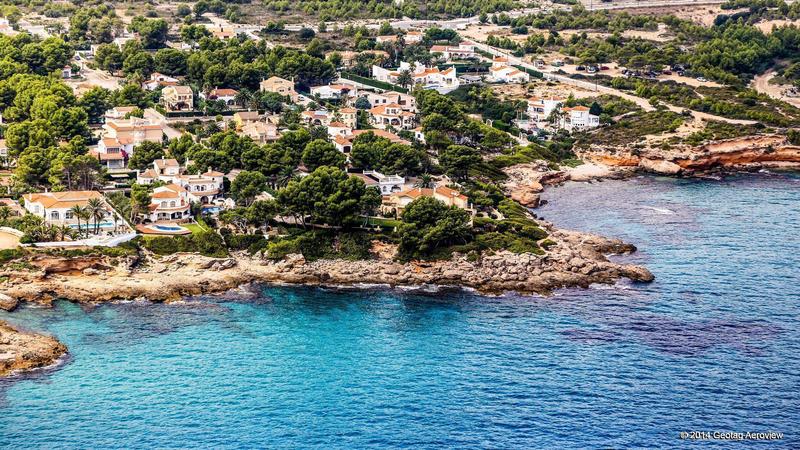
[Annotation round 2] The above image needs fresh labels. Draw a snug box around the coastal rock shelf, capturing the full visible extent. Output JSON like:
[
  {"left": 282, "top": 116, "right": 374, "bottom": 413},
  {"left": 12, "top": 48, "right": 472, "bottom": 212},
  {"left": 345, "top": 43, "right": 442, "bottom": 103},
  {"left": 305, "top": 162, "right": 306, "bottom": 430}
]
[
  {"left": 581, "top": 135, "right": 800, "bottom": 175},
  {"left": 0, "top": 321, "right": 67, "bottom": 377},
  {"left": 0, "top": 228, "right": 653, "bottom": 305}
]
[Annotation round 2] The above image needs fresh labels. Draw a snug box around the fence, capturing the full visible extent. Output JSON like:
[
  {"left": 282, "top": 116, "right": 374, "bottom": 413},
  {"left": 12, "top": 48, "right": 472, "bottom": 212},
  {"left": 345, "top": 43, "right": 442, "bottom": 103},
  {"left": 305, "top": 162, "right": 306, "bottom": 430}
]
[
  {"left": 340, "top": 72, "right": 408, "bottom": 93},
  {"left": 23, "top": 233, "right": 138, "bottom": 248}
]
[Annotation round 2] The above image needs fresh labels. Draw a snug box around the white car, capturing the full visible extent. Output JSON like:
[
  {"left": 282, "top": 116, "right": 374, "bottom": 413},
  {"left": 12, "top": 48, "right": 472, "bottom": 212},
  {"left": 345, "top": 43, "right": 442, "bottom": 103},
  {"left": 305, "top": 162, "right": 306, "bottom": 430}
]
[{"left": 696, "top": 77, "right": 707, "bottom": 82}]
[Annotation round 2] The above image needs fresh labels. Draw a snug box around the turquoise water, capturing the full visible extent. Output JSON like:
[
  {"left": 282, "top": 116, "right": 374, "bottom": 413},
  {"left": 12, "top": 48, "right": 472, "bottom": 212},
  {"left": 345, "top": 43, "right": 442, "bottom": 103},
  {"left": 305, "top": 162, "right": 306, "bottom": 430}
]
[{"left": 2, "top": 172, "right": 799, "bottom": 449}]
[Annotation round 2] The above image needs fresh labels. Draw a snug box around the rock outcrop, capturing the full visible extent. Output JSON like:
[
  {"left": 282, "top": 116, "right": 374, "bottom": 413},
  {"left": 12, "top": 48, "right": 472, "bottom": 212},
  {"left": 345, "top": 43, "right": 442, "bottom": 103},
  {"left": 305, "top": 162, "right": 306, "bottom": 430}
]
[
  {"left": 0, "top": 227, "right": 653, "bottom": 304},
  {"left": 582, "top": 134, "right": 800, "bottom": 175},
  {"left": 0, "top": 321, "right": 67, "bottom": 377}
]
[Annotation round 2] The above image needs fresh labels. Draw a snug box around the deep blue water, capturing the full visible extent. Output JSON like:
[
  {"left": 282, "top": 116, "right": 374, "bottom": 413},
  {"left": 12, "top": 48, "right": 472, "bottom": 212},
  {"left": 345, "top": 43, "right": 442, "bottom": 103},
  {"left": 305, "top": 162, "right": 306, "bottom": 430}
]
[{"left": 1, "top": 172, "right": 799, "bottom": 449}]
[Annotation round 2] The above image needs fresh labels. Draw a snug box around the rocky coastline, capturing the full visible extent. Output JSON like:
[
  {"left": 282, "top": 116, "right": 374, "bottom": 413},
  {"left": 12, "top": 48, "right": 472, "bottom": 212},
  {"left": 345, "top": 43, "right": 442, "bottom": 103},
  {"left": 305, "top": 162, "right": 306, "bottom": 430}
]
[
  {"left": 501, "top": 134, "right": 800, "bottom": 209},
  {"left": 579, "top": 134, "right": 800, "bottom": 176},
  {"left": 0, "top": 320, "right": 67, "bottom": 377},
  {"left": 0, "top": 225, "right": 653, "bottom": 306}
]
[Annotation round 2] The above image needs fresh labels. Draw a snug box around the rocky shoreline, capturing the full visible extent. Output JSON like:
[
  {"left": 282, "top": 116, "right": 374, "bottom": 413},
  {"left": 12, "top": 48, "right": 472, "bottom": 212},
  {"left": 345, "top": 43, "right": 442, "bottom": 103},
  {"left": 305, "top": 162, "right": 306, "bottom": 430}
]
[
  {"left": 0, "top": 321, "right": 67, "bottom": 377},
  {"left": 501, "top": 134, "right": 800, "bottom": 209},
  {"left": 0, "top": 226, "right": 653, "bottom": 306},
  {"left": 579, "top": 134, "right": 800, "bottom": 176}
]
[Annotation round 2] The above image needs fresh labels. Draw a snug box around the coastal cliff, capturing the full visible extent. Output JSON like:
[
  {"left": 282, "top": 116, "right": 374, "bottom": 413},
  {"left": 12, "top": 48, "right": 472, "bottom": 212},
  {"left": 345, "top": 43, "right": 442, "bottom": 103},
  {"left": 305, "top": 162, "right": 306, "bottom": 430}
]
[
  {"left": 0, "top": 321, "right": 67, "bottom": 377},
  {"left": 580, "top": 134, "right": 800, "bottom": 175},
  {"left": 0, "top": 227, "right": 653, "bottom": 304}
]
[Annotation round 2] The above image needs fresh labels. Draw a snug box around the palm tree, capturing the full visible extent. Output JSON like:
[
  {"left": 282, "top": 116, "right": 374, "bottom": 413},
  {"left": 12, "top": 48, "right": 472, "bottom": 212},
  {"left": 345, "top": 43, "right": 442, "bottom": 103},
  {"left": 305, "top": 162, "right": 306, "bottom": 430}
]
[
  {"left": 235, "top": 89, "right": 254, "bottom": 109},
  {"left": 55, "top": 225, "right": 73, "bottom": 242},
  {"left": 86, "top": 198, "right": 105, "bottom": 235},
  {"left": 397, "top": 69, "right": 413, "bottom": 91},
  {"left": 415, "top": 174, "right": 434, "bottom": 189},
  {"left": 69, "top": 205, "right": 85, "bottom": 235}
]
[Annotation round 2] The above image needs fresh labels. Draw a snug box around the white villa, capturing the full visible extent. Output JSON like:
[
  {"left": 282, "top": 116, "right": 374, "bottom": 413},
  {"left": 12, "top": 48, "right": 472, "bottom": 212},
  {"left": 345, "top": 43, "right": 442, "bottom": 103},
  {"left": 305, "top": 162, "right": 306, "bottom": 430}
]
[
  {"left": 488, "top": 57, "right": 530, "bottom": 84},
  {"left": 99, "top": 109, "right": 166, "bottom": 155},
  {"left": 368, "top": 103, "right": 416, "bottom": 130},
  {"left": 200, "top": 88, "right": 239, "bottom": 106},
  {"left": 146, "top": 184, "right": 192, "bottom": 223},
  {"left": 372, "top": 62, "right": 459, "bottom": 93},
  {"left": 138, "top": 159, "right": 224, "bottom": 205},
  {"left": 429, "top": 41, "right": 476, "bottom": 60},
  {"left": 23, "top": 191, "right": 114, "bottom": 228},
  {"left": 523, "top": 96, "right": 565, "bottom": 130},
  {"left": 560, "top": 106, "right": 601, "bottom": 132},
  {"left": 516, "top": 96, "right": 600, "bottom": 133},
  {"left": 350, "top": 171, "right": 406, "bottom": 195},
  {"left": 143, "top": 72, "right": 179, "bottom": 91},
  {"left": 309, "top": 83, "right": 357, "bottom": 100},
  {"left": 363, "top": 92, "right": 417, "bottom": 111}
]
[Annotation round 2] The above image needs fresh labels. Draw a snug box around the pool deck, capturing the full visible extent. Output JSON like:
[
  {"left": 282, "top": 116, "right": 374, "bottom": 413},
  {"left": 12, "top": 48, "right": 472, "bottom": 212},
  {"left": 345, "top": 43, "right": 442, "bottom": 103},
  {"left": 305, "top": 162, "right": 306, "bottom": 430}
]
[{"left": 136, "top": 224, "right": 192, "bottom": 236}]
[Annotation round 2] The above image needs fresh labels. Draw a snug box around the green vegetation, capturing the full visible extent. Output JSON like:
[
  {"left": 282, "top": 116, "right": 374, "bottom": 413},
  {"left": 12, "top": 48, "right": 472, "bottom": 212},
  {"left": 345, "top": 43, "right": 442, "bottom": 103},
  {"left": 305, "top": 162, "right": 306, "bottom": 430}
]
[
  {"left": 576, "top": 110, "right": 685, "bottom": 148},
  {"left": 609, "top": 78, "right": 800, "bottom": 127},
  {"left": 142, "top": 231, "right": 228, "bottom": 258},
  {"left": 683, "top": 121, "right": 769, "bottom": 146},
  {"left": 262, "top": 0, "right": 518, "bottom": 20}
]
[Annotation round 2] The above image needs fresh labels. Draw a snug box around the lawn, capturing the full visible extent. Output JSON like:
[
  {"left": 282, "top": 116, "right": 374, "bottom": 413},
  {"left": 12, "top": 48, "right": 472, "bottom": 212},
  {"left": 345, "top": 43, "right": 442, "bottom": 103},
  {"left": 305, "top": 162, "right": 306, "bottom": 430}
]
[{"left": 184, "top": 222, "right": 209, "bottom": 234}]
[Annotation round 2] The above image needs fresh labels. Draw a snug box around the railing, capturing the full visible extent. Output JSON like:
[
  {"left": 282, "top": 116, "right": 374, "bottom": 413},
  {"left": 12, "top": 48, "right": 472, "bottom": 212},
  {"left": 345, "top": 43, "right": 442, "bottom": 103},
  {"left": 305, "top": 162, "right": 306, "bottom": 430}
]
[{"left": 340, "top": 72, "right": 408, "bottom": 93}]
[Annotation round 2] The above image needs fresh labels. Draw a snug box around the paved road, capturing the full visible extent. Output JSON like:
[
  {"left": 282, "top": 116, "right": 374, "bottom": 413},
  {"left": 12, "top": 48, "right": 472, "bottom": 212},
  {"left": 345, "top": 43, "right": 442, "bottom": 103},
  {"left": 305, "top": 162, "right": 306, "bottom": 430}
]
[{"left": 467, "top": 38, "right": 758, "bottom": 124}]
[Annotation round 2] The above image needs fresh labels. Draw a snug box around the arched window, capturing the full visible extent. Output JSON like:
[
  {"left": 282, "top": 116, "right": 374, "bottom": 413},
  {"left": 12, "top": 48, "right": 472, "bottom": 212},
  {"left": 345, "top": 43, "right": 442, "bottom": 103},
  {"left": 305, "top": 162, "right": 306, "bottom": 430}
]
[{"left": 170, "top": 201, "right": 176, "bottom": 208}]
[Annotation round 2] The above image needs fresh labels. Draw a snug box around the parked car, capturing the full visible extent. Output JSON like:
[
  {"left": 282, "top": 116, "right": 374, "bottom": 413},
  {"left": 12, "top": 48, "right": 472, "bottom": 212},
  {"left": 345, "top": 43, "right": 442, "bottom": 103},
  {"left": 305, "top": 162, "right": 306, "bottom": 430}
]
[
  {"left": 599, "top": 65, "right": 610, "bottom": 71},
  {"left": 575, "top": 65, "right": 586, "bottom": 71},
  {"left": 662, "top": 69, "right": 672, "bottom": 75},
  {"left": 696, "top": 76, "right": 708, "bottom": 82},
  {"left": 587, "top": 66, "right": 597, "bottom": 74}
]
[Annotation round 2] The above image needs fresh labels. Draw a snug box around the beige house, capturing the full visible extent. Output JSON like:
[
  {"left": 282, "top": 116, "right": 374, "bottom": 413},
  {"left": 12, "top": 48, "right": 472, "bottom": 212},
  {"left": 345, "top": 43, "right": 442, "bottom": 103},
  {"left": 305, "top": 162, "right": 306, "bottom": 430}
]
[
  {"left": 259, "top": 76, "right": 298, "bottom": 103},
  {"left": 382, "top": 185, "right": 472, "bottom": 215},
  {"left": 233, "top": 111, "right": 262, "bottom": 130},
  {"left": 242, "top": 121, "right": 281, "bottom": 144},
  {"left": 23, "top": 191, "right": 115, "bottom": 229},
  {"left": 100, "top": 116, "right": 164, "bottom": 155},
  {"left": 162, "top": 86, "right": 194, "bottom": 111}
]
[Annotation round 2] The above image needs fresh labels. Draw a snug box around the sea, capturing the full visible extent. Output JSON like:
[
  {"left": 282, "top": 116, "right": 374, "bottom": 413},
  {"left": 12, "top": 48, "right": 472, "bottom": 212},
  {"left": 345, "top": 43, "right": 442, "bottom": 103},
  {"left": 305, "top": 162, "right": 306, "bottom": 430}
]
[{"left": 1, "top": 172, "right": 798, "bottom": 449}]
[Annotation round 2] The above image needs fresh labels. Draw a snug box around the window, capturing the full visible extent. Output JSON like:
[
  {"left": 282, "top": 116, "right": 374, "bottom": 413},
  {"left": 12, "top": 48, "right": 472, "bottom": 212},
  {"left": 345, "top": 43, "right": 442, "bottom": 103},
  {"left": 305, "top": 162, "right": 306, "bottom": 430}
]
[
  {"left": 65, "top": 211, "right": 73, "bottom": 219},
  {"left": 50, "top": 211, "right": 59, "bottom": 220},
  {"left": 170, "top": 201, "right": 176, "bottom": 208}
]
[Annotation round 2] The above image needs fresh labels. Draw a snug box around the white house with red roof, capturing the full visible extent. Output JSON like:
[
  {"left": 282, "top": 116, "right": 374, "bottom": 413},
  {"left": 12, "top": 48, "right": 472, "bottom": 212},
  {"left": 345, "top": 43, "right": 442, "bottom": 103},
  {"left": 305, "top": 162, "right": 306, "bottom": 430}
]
[
  {"left": 522, "top": 96, "right": 565, "bottom": 131},
  {"left": 488, "top": 57, "right": 530, "bottom": 84},
  {"left": 138, "top": 158, "right": 224, "bottom": 205},
  {"left": 404, "top": 31, "right": 424, "bottom": 44},
  {"left": 143, "top": 72, "right": 180, "bottom": 91},
  {"left": 147, "top": 184, "right": 192, "bottom": 222},
  {"left": 333, "top": 129, "right": 410, "bottom": 154},
  {"left": 201, "top": 88, "right": 239, "bottom": 106},
  {"left": 560, "top": 106, "right": 600, "bottom": 131},
  {"left": 368, "top": 103, "right": 416, "bottom": 130},
  {"left": 429, "top": 41, "right": 476, "bottom": 60},
  {"left": 372, "top": 61, "right": 459, "bottom": 93},
  {"left": 309, "top": 83, "right": 357, "bottom": 100}
]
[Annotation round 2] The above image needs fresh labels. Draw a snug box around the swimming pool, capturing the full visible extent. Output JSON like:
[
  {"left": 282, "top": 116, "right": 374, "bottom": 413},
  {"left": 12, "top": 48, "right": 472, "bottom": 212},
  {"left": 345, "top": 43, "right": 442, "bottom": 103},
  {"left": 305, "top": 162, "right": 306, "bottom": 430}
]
[{"left": 152, "top": 224, "right": 185, "bottom": 232}]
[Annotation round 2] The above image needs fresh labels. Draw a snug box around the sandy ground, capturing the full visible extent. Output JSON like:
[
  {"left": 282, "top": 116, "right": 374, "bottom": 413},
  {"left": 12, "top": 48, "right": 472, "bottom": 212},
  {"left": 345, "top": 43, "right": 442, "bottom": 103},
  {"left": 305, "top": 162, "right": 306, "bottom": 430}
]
[
  {"left": 755, "top": 19, "right": 800, "bottom": 34},
  {"left": 751, "top": 70, "right": 800, "bottom": 108},
  {"left": 622, "top": 24, "right": 673, "bottom": 42},
  {"left": 65, "top": 66, "right": 124, "bottom": 96},
  {"left": 0, "top": 231, "right": 20, "bottom": 250}
]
